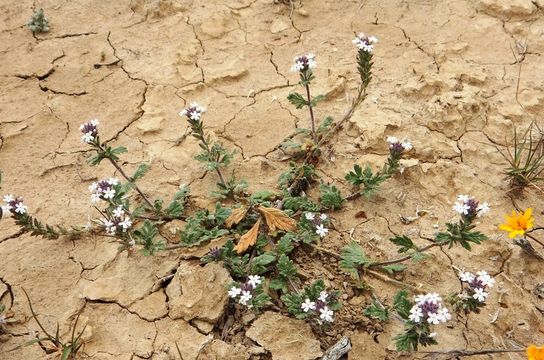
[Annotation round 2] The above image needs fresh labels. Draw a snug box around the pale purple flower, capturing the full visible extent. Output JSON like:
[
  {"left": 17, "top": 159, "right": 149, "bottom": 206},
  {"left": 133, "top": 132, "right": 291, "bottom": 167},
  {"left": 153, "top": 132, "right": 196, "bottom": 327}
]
[
  {"left": 352, "top": 33, "right": 378, "bottom": 53},
  {"left": 291, "top": 53, "right": 317, "bottom": 73}
]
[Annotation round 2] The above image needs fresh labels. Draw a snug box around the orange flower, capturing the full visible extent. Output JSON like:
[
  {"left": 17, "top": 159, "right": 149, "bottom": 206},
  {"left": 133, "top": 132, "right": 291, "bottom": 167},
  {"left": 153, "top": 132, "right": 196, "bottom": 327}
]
[
  {"left": 527, "top": 344, "right": 544, "bottom": 360},
  {"left": 498, "top": 208, "right": 534, "bottom": 238}
]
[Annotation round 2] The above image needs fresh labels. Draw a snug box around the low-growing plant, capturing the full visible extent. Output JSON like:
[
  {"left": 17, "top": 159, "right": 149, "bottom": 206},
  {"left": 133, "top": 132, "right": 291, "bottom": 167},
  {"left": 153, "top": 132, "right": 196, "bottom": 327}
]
[
  {"left": 27, "top": 8, "right": 50, "bottom": 34},
  {"left": 497, "top": 122, "right": 544, "bottom": 192},
  {"left": 10, "top": 290, "right": 87, "bottom": 359}
]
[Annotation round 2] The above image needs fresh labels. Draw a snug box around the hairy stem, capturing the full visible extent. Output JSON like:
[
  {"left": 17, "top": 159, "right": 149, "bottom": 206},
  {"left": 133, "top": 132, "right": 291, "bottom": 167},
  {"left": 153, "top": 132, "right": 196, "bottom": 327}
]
[
  {"left": 199, "top": 131, "right": 227, "bottom": 187},
  {"left": 369, "top": 242, "right": 440, "bottom": 268},
  {"left": 304, "top": 82, "right": 317, "bottom": 144}
]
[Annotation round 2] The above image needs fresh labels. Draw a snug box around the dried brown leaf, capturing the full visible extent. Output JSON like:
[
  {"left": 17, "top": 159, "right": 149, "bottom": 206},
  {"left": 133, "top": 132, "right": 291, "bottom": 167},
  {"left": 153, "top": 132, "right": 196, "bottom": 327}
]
[
  {"left": 225, "top": 207, "right": 248, "bottom": 228},
  {"left": 257, "top": 206, "right": 297, "bottom": 233},
  {"left": 234, "top": 219, "right": 261, "bottom": 254}
]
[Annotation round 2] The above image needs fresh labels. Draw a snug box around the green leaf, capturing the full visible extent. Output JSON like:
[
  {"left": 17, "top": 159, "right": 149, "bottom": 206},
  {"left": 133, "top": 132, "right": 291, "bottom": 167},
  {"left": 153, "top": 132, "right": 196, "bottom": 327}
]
[
  {"left": 251, "top": 252, "right": 276, "bottom": 274},
  {"left": 340, "top": 241, "right": 372, "bottom": 277},
  {"left": 277, "top": 254, "right": 297, "bottom": 279},
  {"left": 381, "top": 264, "right": 407, "bottom": 273},
  {"left": 131, "top": 163, "right": 150, "bottom": 181},
  {"left": 364, "top": 299, "right": 389, "bottom": 322},
  {"left": 277, "top": 234, "right": 295, "bottom": 255},
  {"left": 287, "top": 92, "right": 308, "bottom": 109},
  {"left": 393, "top": 290, "right": 411, "bottom": 320},
  {"left": 390, "top": 235, "right": 416, "bottom": 253},
  {"left": 317, "top": 116, "right": 333, "bottom": 133},
  {"left": 319, "top": 183, "right": 344, "bottom": 210}
]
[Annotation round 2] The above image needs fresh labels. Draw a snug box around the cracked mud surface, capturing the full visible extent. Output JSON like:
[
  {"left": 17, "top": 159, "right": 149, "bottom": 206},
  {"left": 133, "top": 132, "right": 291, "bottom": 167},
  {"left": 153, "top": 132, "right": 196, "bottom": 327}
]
[{"left": 1, "top": 0, "right": 544, "bottom": 359}]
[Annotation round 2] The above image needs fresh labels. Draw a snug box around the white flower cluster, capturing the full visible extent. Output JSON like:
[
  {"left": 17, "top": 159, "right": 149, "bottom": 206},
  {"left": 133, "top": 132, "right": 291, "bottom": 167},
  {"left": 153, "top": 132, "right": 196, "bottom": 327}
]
[
  {"left": 408, "top": 293, "right": 451, "bottom": 325},
  {"left": 305, "top": 212, "right": 329, "bottom": 238},
  {"left": 458, "top": 270, "right": 495, "bottom": 302},
  {"left": 300, "top": 290, "right": 335, "bottom": 323},
  {"left": 179, "top": 102, "right": 206, "bottom": 121},
  {"left": 352, "top": 33, "right": 378, "bottom": 53},
  {"left": 228, "top": 275, "right": 262, "bottom": 308},
  {"left": 1, "top": 194, "right": 27, "bottom": 216},
  {"left": 101, "top": 205, "right": 132, "bottom": 235},
  {"left": 291, "top": 53, "right": 317, "bottom": 73},
  {"left": 89, "top": 178, "right": 119, "bottom": 203},
  {"left": 80, "top": 119, "right": 99, "bottom": 144},
  {"left": 452, "top": 195, "right": 490, "bottom": 217},
  {"left": 386, "top": 136, "right": 413, "bottom": 152}
]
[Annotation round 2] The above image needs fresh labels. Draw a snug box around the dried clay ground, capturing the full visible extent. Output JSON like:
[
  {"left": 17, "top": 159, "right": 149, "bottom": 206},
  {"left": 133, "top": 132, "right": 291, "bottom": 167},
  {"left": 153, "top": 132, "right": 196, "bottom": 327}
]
[{"left": 1, "top": 0, "right": 544, "bottom": 359}]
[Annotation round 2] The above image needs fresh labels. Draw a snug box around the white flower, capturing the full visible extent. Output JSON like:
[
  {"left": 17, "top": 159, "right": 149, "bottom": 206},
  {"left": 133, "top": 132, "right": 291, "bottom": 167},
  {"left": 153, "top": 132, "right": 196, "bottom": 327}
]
[
  {"left": 228, "top": 286, "right": 241, "bottom": 298},
  {"left": 473, "top": 288, "right": 488, "bottom": 302},
  {"left": 408, "top": 305, "right": 423, "bottom": 323},
  {"left": 1, "top": 204, "right": 12, "bottom": 216},
  {"left": 426, "top": 293, "right": 442, "bottom": 304},
  {"left": 305, "top": 212, "right": 315, "bottom": 221},
  {"left": 315, "top": 224, "right": 329, "bottom": 238},
  {"left": 476, "top": 271, "right": 495, "bottom": 288},
  {"left": 107, "top": 178, "right": 119, "bottom": 186},
  {"left": 248, "top": 275, "right": 262, "bottom": 288},
  {"left": 319, "top": 214, "right": 327, "bottom": 221},
  {"left": 386, "top": 136, "right": 399, "bottom": 144},
  {"left": 89, "top": 119, "right": 99, "bottom": 126},
  {"left": 453, "top": 202, "right": 470, "bottom": 215},
  {"left": 459, "top": 271, "right": 475, "bottom": 283},
  {"left": 90, "top": 193, "right": 101, "bottom": 204},
  {"left": 81, "top": 132, "right": 94, "bottom": 143},
  {"left": 414, "top": 294, "right": 427, "bottom": 304},
  {"left": 119, "top": 218, "right": 132, "bottom": 231},
  {"left": 14, "top": 202, "right": 27, "bottom": 214},
  {"left": 401, "top": 140, "right": 413, "bottom": 151},
  {"left": 457, "top": 194, "right": 471, "bottom": 202},
  {"left": 427, "top": 312, "right": 441, "bottom": 325},
  {"left": 318, "top": 291, "right": 329, "bottom": 302},
  {"left": 113, "top": 206, "right": 125, "bottom": 218},
  {"left": 319, "top": 306, "right": 334, "bottom": 322},
  {"left": 428, "top": 332, "right": 437, "bottom": 338},
  {"left": 291, "top": 54, "right": 317, "bottom": 72},
  {"left": 2, "top": 194, "right": 14, "bottom": 203},
  {"left": 239, "top": 291, "right": 252, "bottom": 306},
  {"left": 103, "top": 188, "right": 115, "bottom": 199},
  {"left": 352, "top": 33, "right": 378, "bottom": 53},
  {"left": 477, "top": 202, "right": 490, "bottom": 217},
  {"left": 88, "top": 183, "right": 98, "bottom": 192},
  {"left": 438, "top": 307, "right": 451, "bottom": 322},
  {"left": 301, "top": 298, "right": 316, "bottom": 312}
]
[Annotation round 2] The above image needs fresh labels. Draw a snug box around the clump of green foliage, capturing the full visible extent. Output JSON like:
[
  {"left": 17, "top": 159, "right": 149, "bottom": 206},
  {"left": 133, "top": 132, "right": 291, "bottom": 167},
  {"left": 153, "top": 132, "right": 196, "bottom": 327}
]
[{"left": 27, "top": 9, "right": 50, "bottom": 34}]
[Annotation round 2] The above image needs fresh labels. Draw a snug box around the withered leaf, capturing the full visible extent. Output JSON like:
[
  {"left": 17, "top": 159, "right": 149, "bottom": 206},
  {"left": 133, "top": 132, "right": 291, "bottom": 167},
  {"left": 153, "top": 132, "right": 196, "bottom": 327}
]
[
  {"left": 225, "top": 207, "right": 248, "bottom": 228},
  {"left": 257, "top": 206, "right": 297, "bottom": 233},
  {"left": 234, "top": 218, "right": 261, "bottom": 254}
]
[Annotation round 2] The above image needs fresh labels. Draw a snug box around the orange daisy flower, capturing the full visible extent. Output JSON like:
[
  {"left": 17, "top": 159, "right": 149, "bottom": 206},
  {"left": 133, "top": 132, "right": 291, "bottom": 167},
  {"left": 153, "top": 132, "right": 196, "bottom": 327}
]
[
  {"left": 499, "top": 208, "right": 534, "bottom": 238},
  {"left": 527, "top": 344, "right": 544, "bottom": 360}
]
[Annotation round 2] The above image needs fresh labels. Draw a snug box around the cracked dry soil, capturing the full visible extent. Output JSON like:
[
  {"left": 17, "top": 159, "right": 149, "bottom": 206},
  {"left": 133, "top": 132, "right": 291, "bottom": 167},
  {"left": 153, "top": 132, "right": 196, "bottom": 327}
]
[{"left": 1, "top": 0, "right": 544, "bottom": 359}]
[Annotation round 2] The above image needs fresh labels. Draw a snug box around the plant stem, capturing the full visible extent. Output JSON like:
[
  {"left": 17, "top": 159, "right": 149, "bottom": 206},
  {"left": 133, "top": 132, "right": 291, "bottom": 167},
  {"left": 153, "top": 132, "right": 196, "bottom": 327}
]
[
  {"left": 97, "top": 144, "right": 155, "bottom": 210},
  {"left": 369, "top": 243, "right": 440, "bottom": 268},
  {"left": 199, "top": 131, "right": 227, "bottom": 187},
  {"left": 421, "top": 348, "right": 525, "bottom": 357},
  {"left": 304, "top": 82, "right": 318, "bottom": 144}
]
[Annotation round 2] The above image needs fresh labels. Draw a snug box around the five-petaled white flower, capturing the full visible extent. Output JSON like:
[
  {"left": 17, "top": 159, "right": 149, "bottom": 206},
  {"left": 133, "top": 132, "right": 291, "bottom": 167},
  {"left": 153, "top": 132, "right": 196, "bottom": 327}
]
[
  {"left": 14, "top": 202, "right": 27, "bottom": 214},
  {"left": 459, "top": 271, "right": 475, "bottom": 283},
  {"left": 476, "top": 271, "right": 495, "bottom": 288},
  {"left": 239, "top": 291, "right": 252, "bottom": 306},
  {"left": 427, "top": 312, "right": 441, "bottom": 325},
  {"left": 320, "top": 213, "right": 328, "bottom": 221},
  {"left": 426, "top": 293, "right": 442, "bottom": 304},
  {"left": 103, "top": 188, "right": 115, "bottom": 199},
  {"left": 119, "top": 218, "right": 132, "bottom": 231},
  {"left": 319, "top": 306, "right": 334, "bottom": 322},
  {"left": 3, "top": 194, "right": 14, "bottom": 203},
  {"left": 315, "top": 224, "right": 329, "bottom": 238},
  {"left": 301, "top": 298, "right": 316, "bottom": 312},
  {"left": 438, "top": 307, "right": 451, "bottom": 322},
  {"left": 408, "top": 305, "right": 423, "bottom": 323},
  {"left": 113, "top": 206, "right": 125, "bottom": 218},
  {"left": 248, "top": 275, "right": 262, "bottom": 288},
  {"left": 228, "top": 286, "right": 241, "bottom": 298},
  {"left": 318, "top": 291, "right": 329, "bottom": 302},
  {"left": 477, "top": 202, "right": 490, "bottom": 216},
  {"left": 473, "top": 288, "right": 488, "bottom": 302},
  {"left": 305, "top": 212, "right": 315, "bottom": 221},
  {"left": 453, "top": 202, "right": 470, "bottom": 215}
]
